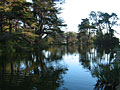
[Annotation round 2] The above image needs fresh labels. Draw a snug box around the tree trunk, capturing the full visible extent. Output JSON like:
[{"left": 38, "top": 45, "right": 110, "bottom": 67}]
[
  {"left": 23, "top": 22, "right": 26, "bottom": 29},
  {"left": 0, "top": 24, "right": 3, "bottom": 32},
  {"left": 15, "top": 20, "right": 19, "bottom": 32},
  {"left": 0, "top": 18, "right": 3, "bottom": 32},
  {"left": 9, "top": 19, "right": 12, "bottom": 33},
  {"left": 38, "top": 22, "right": 43, "bottom": 37}
]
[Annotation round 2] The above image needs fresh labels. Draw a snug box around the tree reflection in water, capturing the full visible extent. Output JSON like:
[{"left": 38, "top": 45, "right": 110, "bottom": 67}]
[
  {"left": 78, "top": 44, "right": 120, "bottom": 90},
  {"left": 1, "top": 43, "right": 120, "bottom": 90},
  {"left": 0, "top": 44, "right": 68, "bottom": 90}
]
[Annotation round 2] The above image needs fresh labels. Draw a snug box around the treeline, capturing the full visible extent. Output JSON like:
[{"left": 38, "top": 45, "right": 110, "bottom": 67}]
[
  {"left": 0, "top": 0, "right": 66, "bottom": 37},
  {"left": 78, "top": 11, "right": 119, "bottom": 46},
  {"left": 47, "top": 31, "right": 78, "bottom": 45}
]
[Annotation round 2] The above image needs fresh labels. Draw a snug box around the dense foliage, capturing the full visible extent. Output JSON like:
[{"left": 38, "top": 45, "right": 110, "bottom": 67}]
[
  {"left": 0, "top": 0, "right": 65, "bottom": 37},
  {"left": 78, "top": 11, "right": 119, "bottom": 46},
  {"left": 0, "top": 0, "right": 67, "bottom": 48}
]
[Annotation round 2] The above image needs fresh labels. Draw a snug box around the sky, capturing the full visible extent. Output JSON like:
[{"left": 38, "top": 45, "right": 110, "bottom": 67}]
[
  {"left": 27, "top": 0, "right": 120, "bottom": 37},
  {"left": 60, "top": 0, "right": 120, "bottom": 32}
]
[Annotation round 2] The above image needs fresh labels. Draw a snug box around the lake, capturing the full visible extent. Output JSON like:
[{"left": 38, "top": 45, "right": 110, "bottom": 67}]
[{"left": 0, "top": 45, "right": 119, "bottom": 90}]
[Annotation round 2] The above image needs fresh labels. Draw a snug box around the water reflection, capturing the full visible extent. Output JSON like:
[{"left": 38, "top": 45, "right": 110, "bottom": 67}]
[
  {"left": 78, "top": 44, "right": 120, "bottom": 90},
  {"left": 0, "top": 44, "right": 68, "bottom": 90},
  {"left": 0, "top": 43, "right": 120, "bottom": 90}
]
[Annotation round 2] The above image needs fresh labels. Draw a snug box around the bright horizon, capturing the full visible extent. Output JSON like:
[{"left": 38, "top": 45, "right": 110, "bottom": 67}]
[
  {"left": 61, "top": 0, "right": 120, "bottom": 30},
  {"left": 27, "top": 0, "right": 120, "bottom": 37}
]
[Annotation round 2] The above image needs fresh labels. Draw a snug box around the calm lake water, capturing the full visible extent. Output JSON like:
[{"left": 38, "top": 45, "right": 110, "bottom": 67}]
[{"left": 0, "top": 45, "right": 119, "bottom": 90}]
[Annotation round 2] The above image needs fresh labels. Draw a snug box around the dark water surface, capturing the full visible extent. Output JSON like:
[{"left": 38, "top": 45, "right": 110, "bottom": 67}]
[{"left": 0, "top": 45, "right": 120, "bottom": 90}]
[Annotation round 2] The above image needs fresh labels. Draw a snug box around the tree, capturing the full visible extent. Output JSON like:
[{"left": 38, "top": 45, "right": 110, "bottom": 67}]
[
  {"left": 0, "top": 0, "right": 33, "bottom": 32},
  {"left": 101, "top": 12, "right": 118, "bottom": 37},
  {"left": 89, "top": 11, "right": 118, "bottom": 37},
  {"left": 78, "top": 18, "right": 96, "bottom": 44},
  {"left": 0, "top": 0, "right": 66, "bottom": 46},
  {"left": 31, "top": 0, "right": 66, "bottom": 37},
  {"left": 65, "top": 32, "right": 78, "bottom": 44}
]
